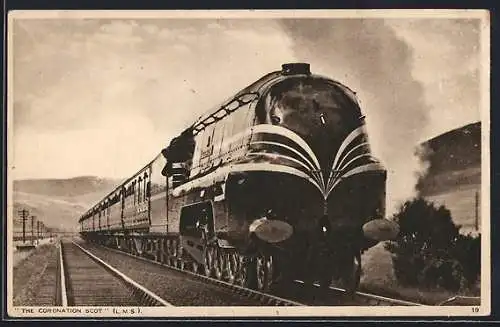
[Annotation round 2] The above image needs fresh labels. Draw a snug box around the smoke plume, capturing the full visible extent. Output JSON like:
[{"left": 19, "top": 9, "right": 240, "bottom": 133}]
[{"left": 280, "top": 19, "right": 430, "bottom": 215}]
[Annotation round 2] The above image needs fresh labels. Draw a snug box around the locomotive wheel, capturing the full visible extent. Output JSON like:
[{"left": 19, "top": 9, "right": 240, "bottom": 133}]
[
  {"left": 235, "top": 254, "right": 251, "bottom": 287},
  {"left": 213, "top": 247, "right": 223, "bottom": 280},
  {"left": 192, "top": 261, "right": 200, "bottom": 274},
  {"left": 204, "top": 247, "right": 214, "bottom": 277},
  {"left": 177, "top": 247, "right": 185, "bottom": 270},
  {"left": 169, "top": 240, "right": 177, "bottom": 266},
  {"left": 225, "top": 252, "right": 238, "bottom": 284},
  {"left": 256, "top": 254, "right": 274, "bottom": 292},
  {"left": 256, "top": 255, "right": 266, "bottom": 291}
]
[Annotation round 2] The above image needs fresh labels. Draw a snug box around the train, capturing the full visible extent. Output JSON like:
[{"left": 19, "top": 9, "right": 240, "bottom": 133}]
[{"left": 79, "top": 63, "right": 399, "bottom": 294}]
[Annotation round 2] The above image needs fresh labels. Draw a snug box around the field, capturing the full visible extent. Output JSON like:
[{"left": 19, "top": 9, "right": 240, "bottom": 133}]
[{"left": 417, "top": 122, "right": 481, "bottom": 233}]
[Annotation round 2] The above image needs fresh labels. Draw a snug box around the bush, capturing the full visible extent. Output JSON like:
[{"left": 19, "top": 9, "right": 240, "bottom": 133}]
[
  {"left": 385, "top": 197, "right": 480, "bottom": 292},
  {"left": 451, "top": 233, "right": 481, "bottom": 286}
]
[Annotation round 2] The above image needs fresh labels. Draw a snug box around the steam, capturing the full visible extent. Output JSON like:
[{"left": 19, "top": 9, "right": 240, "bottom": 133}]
[{"left": 279, "top": 19, "right": 431, "bottom": 216}]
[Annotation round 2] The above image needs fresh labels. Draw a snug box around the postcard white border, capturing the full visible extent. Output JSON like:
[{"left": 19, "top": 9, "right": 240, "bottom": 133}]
[{"left": 6, "top": 9, "right": 491, "bottom": 318}]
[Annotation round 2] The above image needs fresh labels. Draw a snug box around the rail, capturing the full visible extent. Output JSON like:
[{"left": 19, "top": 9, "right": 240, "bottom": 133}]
[
  {"left": 353, "top": 289, "right": 425, "bottom": 306},
  {"left": 58, "top": 241, "right": 68, "bottom": 306},
  {"left": 60, "top": 241, "right": 173, "bottom": 306},
  {"left": 294, "top": 279, "right": 425, "bottom": 306},
  {"left": 71, "top": 241, "right": 173, "bottom": 306},
  {"left": 84, "top": 241, "right": 304, "bottom": 306},
  {"left": 438, "top": 295, "right": 481, "bottom": 306},
  {"left": 83, "top": 240, "right": 430, "bottom": 307}
]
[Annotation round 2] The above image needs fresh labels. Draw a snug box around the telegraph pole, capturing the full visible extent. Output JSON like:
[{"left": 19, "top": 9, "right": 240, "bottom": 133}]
[
  {"left": 37, "top": 221, "right": 40, "bottom": 242},
  {"left": 17, "top": 209, "right": 29, "bottom": 243},
  {"left": 31, "top": 215, "right": 36, "bottom": 245},
  {"left": 475, "top": 191, "right": 479, "bottom": 231}
]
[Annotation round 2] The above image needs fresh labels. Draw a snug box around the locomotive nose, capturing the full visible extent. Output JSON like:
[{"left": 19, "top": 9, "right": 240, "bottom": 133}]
[{"left": 257, "top": 74, "right": 373, "bottom": 195}]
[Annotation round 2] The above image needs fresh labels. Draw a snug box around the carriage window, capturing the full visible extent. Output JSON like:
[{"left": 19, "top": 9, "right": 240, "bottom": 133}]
[
  {"left": 134, "top": 180, "right": 138, "bottom": 204},
  {"left": 138, "top": 177, "right": 142, "bottom": 203},
  {"left": 132, "top": 182, "right": 136, "bottom": 205},
  {"left": 144, "top": 172, "right": 148, "bottom": 201}
]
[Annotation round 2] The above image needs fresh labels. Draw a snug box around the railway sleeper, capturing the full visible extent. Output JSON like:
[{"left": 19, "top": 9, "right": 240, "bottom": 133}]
[{"left": 97, "top": 235, "right": 310, "bottom": 299}]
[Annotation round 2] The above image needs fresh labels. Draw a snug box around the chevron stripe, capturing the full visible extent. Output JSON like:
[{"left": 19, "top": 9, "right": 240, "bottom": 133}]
[
  {"left": 327, "top": 163, "right": 385, "bottom": 197},
  {"left": 246, "top": 152, "right": 313, "bottom": 174},
  {"left": 327, "top": 125, "right": 367, "bottom": 186},
  {"left": 249, "top": 141, "right": 324, "bottom": 190},
  {"left": 197, "top": 123, "right": 324, "bottom": 189},
  {"left": 327, "top": 153, "right": 376, "bottom": 191},
  {"left": 251, "top": 124, "right": 322, "bottom": 174},
  {"left": 186, "top": 122, "right": 382, "bottom": 199},
  {"left": 172, "top": 162, "right": 323, "bottom": 197},
  {"left": 335, "top": 142, "right": 370, "bottom": 173},
  {"left": 215, "top": 124, "right": 321, "bottom": 173},
  {"left": 233, "top": 162, "right": 323, "bottom": 194}
]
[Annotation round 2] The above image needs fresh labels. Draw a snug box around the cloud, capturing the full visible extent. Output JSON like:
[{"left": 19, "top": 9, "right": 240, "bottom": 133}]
[
  {"left": 12, "top": 111, "right": 165, "bottom": 180},
  {"left": 386, "top": 18, "right": 481, "bottom": 138},
  {"left": 12, "top": 18, "right": 297, "bottom": 179}
]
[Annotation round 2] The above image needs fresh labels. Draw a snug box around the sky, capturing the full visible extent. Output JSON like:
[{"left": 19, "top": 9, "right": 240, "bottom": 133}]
[{"left": 10, "top": 13, "right": 486, "bottom": 212}]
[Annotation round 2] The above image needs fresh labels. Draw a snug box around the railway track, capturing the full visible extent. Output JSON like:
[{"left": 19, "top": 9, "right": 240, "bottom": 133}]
[
  {"left": 76, "top": 240, "right": 305, "bottom": 306},
  {"left": 59, "top": 241, "right": 172, "bottom": 306},
  {"left": 79, "top": 239, "right": 424, "bottom": 307}
]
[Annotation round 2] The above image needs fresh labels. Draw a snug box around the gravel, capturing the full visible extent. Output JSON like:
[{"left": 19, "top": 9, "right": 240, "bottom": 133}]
[{"left": 81, "top": 243, "right": 271, "bottom": 306}]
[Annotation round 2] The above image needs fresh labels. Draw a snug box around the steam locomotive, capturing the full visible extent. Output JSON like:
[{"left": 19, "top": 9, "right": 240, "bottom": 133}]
[{"left": 79, "top": 63, "right": 398, "bottom": 294}]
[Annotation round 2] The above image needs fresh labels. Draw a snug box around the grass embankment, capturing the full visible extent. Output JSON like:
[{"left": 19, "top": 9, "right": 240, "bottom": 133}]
[
  {"left": 13, "top": 243, "right": 58, "bottom": 306},
  {"left": 360, "top": 243, "right": 480, "bottom": 305}
]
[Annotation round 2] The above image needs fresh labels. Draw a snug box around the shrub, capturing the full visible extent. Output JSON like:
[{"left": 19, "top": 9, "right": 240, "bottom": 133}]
[
  {"left": 385, "top": 197, "right": 480, "bottom": 292},
  {"left": 451, "top": 233, "right": 481, "bottom": 287}
]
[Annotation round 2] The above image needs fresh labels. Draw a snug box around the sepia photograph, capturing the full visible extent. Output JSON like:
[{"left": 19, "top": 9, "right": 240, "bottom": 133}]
[{"left": 6, "top": 9, "right": 490, "bottom": 318}]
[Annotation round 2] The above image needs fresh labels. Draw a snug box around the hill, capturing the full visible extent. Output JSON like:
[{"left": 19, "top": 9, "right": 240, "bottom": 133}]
[
  {"left": 417, "top": 122, "right": 481, "bottom": 196},
  {"left": 13, "top": 176, "right": 121, "bottom": 198},
  {"left": 416, "top": 121, "right": 481, "bottom": 233},
  {"left": 12, "top": 176, "right": 122, "bottom": 232}
]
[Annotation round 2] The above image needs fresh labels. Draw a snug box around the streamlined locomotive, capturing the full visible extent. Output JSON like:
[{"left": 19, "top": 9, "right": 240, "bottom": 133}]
[{"left": 79, "top": 63, "right": 397, "bottom": 293}]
